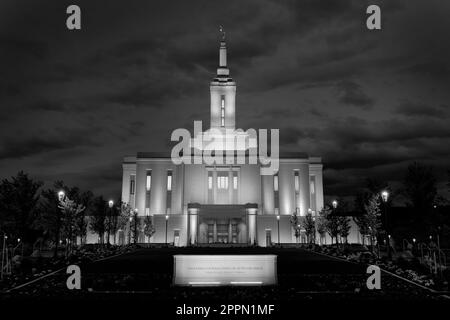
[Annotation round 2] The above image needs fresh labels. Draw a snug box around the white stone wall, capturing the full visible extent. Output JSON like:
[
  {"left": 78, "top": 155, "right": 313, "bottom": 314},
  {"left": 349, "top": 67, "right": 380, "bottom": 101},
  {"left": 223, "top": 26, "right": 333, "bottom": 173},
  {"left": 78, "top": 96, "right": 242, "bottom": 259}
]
[{"left": 120, "top": 154, "right": 329, "bottom": 246}]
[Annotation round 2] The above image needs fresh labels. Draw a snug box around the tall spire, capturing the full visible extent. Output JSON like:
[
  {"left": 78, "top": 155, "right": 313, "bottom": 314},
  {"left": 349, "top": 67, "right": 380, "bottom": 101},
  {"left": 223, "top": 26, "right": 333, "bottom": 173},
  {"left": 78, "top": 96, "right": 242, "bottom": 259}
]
[
  {"left": 217, "top": 26, "right": 229, "bottom": 76},
  {"left": 210, "top": 27, "right": 236, "bottom": 130}
]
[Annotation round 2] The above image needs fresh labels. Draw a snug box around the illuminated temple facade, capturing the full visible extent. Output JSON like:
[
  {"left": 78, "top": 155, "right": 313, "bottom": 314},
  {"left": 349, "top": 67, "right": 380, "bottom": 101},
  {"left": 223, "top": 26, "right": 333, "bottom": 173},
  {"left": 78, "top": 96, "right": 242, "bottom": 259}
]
[{"left": 111, "top": 36, "right": 361, "bottom": 247}]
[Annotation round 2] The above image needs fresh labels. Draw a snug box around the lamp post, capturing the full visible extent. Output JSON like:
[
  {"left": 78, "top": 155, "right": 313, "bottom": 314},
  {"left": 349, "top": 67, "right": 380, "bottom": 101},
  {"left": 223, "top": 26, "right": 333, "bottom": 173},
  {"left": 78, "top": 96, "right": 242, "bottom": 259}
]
[
  {"left": 307, "top": 208, "right": 314, "bottom": 244},
  {"left": 17, "top": 238, "right": 23, "bottom": 256},
  {"left": 276, "top": 215, "right": 280, "bottom": 245},
  {"left": 128, "top": 216, "right": 132, "bottom": 244},
  {"left": 107, "top": 200, "right": 114, "bottom": 246},
  {"left": 312, "top": 209, "right": 317, "bottom": 245},
  {"left": 331, "top": 201, "right": 338, "bottom": 245},
  {"left": 1, "top": 234, "right": 7, "bottom": 280},
  {"left": 165, "top": 215, "right": 169, "bottom": 245},
  {"left": 133, "top": 208, "right": 138, "bottom": 244},
  {"left": 437, "top": 226, "right": 442, "bottom": 276},
  {"left": 55, "top": 190, "right": 65, "bottom": 258},
  {"left": 381, "top": 190, "right": 390, "bottom": 259}
]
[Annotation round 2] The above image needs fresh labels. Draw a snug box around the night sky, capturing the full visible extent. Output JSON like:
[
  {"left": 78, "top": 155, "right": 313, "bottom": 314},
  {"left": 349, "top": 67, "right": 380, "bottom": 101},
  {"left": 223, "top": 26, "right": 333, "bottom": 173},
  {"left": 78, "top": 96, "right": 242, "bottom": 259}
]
[{"left": 1, "top": 0, "right": 449, "bottom": 202}]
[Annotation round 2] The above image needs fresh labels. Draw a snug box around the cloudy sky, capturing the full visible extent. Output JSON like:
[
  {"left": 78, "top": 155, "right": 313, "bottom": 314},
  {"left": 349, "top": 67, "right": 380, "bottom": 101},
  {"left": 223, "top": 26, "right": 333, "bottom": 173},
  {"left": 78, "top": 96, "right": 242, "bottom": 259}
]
[{"left": 1, "top": 0, "right": 449, "bottom": 202}]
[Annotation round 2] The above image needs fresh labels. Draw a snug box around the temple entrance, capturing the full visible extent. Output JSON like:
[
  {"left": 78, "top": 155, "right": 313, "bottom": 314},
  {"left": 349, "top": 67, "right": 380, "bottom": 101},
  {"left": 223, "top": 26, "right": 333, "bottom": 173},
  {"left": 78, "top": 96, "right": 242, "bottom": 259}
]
[
  {"left": 198, "top": 218, "right": 246, "bottom": 244},
  {"left": 188, "top": 204, "right": 254, "bottom": 246}
]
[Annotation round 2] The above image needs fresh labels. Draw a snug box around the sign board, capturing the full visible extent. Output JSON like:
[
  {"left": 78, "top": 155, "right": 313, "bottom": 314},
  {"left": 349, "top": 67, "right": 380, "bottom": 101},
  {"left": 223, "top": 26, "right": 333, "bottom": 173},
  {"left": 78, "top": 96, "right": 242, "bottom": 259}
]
[{"left": 173, "top": 255, "right": 277, "bottom": 286}]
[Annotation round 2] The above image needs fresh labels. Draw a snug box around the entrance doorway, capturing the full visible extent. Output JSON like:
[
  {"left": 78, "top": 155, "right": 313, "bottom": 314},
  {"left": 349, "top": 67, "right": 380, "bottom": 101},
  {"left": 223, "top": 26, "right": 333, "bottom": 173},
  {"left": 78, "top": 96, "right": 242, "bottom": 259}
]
[
  {"left": 265, "top": 229, "right": 272, "bottom": 246},
  {"left": 198, "top": 218, "right": 245, "bottom": 244}
]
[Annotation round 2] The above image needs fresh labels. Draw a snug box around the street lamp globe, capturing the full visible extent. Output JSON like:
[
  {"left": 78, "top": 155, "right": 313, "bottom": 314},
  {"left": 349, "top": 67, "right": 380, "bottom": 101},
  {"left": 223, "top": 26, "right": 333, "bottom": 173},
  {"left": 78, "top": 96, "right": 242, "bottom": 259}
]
[
  {"left": 332, "top": 200, "right": 338, "bottom": 209},
  {"left": 57, "top": 190, "right": 65, "bottom": 201},
  {"left": 276, "top": 215, "right": 280, "bottom": 220},
  {"left": 108, "top": 200, "right": 114, "bottom": 208},
  {"left": 165, "top": 215, "right": 169, "bottom": 220},
  {"left": 381, "top": 190, "right": 389, "bottom": 202}
]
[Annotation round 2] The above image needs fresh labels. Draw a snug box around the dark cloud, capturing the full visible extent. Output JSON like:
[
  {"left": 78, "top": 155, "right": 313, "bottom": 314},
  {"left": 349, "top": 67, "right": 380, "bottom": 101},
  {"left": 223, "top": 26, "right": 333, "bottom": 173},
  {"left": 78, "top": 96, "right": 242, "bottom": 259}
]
[
  {"left": 336, "top": 80, "right": 374, "bottom": 109},
  {"left": 403, "top": 61, "right": 450, "bottom": 79},
  {"left": 0, "top": 0, "right": 449, "bottom": 200},
  {"left": 395, "top": 101, "right": 448, "bottom": 118},
  {"left": 0, "top": 129, "right": 99, "bottom": 160}
]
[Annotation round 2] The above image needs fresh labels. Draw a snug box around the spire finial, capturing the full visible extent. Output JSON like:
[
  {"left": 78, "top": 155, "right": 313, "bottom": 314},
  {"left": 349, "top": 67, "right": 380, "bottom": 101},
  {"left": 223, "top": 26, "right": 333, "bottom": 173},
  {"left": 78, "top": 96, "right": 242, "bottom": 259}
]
[{"left": 219, "top": 25, "right": 226, "bottom": 41}]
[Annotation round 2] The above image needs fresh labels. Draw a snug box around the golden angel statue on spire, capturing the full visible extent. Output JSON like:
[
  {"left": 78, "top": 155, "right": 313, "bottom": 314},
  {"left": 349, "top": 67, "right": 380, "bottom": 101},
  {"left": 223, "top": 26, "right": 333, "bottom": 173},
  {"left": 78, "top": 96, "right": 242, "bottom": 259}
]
[{"left": 219, "top": 25, "right": 226, "bottom": 41}]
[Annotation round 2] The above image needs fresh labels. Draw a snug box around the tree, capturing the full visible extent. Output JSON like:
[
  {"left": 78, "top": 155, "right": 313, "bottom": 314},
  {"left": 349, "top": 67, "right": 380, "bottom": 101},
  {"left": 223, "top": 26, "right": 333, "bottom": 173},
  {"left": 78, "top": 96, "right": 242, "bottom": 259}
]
[
  {"left": 74, "top": 190, "right": 94, "bottom": 245},
  {"left": 316, "top": 214, "right": 327, "bottom": 245},
  {"left": 302, "top": 213, "right": 316, "bottom": 244},
  {"left": 37, "top": 187, "right": 62, "bottom": 257},
  {"left": 354, "top": 194, "right": 382, "bottom": 248},
  {"left": 58, "top": 196, "right": 85, "bottom": 255},
  {"left": 143, "top": 215, "right": 156, "bottom": 243},
  {"left": 290, "top": 211, "right": 301, "bottom": 243},
  {"left": 37, "top": 181, "right": 93, "bottom": 256},
  {"left": 130, "top": 209, "right": 139, "bottom": 244},
  {"left": 338, "top": 216, "right": 351, "bottom": 244},
  {"left": 321, "top": 205, "right": 340, "bottom": 246},
  {"left": 108, "top": 205, "right": 119, "bottom": 245},
  {"left": 447, "top": 170, "right": 450, "bottom": 193},
  {"left": 0, "top": 171, "right": 42, "bottom": 245},
  {"left": 355, "top": 178, "right": 391, "bottom": 215},
  {"left": 117, "top": 202, "right": 133, "bottom": 245},
  {"left": 90, "top": 196, "right": 107, "bottom": 244},
  {"left": 403, "top": 162, "right": 437, "bottom": 212}
]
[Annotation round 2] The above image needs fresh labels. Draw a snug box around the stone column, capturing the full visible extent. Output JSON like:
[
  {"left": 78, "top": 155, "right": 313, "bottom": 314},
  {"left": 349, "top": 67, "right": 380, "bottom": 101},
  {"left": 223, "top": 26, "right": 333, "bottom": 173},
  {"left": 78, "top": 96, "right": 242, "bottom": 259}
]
[
  {"left": 188, "top": 207, "right": 198, "bottom": 245},
  {"left": 228, "top": 219, "right": 232, "bottom": 243},
  {"left": 213, "top": 221, "right": 217, "bottom": 243},
  {"left": 246, "top": 207, "right": 257, "bottom": 245},
  {"left": 228, "top": 170, "right": 233, "bottom": 203},
  {"left": 213, "top": 170, "right": 218, "bottom": 204},
  {"left": 299, "top": 164, "right": 310, "bottom": 216}
]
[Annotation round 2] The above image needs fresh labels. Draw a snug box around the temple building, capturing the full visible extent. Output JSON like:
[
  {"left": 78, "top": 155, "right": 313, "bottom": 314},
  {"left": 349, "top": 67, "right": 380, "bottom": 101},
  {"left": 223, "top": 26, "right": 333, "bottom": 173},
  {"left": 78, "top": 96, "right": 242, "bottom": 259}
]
[{"left": 112, "top": 33, "right": 361, "bottom": 247}]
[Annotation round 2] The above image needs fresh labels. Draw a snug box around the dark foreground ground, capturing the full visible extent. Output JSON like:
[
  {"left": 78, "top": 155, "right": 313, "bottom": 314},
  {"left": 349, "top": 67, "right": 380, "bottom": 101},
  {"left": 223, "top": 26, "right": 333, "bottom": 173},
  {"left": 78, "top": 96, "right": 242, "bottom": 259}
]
[{"left": 1, "top": 247, "right": 449, "bottom": 317}]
